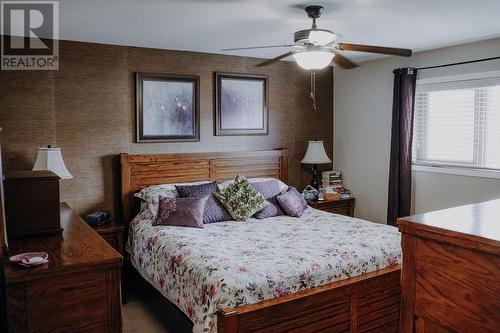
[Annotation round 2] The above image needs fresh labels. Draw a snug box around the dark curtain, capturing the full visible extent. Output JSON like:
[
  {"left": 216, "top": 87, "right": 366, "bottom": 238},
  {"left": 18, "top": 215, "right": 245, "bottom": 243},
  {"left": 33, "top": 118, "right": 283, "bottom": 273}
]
[{"left": 387, "top": 68, "right": 418, "bottom": 226}]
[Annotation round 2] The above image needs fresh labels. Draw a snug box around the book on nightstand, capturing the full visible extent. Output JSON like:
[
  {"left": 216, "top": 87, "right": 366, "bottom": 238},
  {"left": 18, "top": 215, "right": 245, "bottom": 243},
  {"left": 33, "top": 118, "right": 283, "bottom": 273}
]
[{"left": 321, "top": 170, "right": 351, "bottom": 200}]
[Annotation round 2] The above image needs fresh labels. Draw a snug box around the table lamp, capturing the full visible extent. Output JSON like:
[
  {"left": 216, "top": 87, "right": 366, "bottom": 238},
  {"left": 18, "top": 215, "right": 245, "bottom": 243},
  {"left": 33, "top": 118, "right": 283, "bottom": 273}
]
[
  {"left": 301, "top": 140, "right": 331, "bottom": 189},
  {"left": 33, "top": 145, "right": 72, "bottom": 179}
]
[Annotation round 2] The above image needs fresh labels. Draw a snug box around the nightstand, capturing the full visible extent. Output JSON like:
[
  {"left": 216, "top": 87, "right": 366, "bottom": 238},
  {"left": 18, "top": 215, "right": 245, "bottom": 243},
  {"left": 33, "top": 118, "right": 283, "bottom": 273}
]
[
  {"left": 91, "top": 219, "right": 126, "bottom": 304},
  {"left": 308, "top": 198, "right": 355, "bottom": 217},
  {"left": 92, "top": 220, "right": 125, "bottom": 255}
]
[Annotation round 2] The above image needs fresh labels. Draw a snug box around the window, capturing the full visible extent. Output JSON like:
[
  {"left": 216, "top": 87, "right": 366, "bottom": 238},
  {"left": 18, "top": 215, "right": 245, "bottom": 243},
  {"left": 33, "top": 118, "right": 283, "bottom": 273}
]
[{"left": 413, "top": 73, "right": 500, "bottom": 172}]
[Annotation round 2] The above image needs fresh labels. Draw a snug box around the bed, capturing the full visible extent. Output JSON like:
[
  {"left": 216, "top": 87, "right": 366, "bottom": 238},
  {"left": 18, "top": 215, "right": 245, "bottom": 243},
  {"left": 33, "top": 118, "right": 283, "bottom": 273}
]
[{"left": 120, "top": 149, "right": 402, "bottom": 333}]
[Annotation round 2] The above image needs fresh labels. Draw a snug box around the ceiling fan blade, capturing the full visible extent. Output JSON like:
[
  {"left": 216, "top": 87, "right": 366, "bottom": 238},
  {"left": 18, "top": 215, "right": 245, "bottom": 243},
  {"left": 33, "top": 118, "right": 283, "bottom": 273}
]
[
  {"left": 337, "top": 43, "right": 412, "bottom": 57},
  {"left": 332, "top": 51, "right": 358, "bottom": 69},
  {"left": 221, "top": 44, "right": 295, "bottom": 51},
  {"left": 256, "top": 51, "right": 296, "bottom": 67}
]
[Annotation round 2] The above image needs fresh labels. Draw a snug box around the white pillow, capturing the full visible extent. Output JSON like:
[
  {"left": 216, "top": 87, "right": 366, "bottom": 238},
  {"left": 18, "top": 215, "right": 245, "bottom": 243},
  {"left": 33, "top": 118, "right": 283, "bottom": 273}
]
[
  {"left": 218, "top": 177, "right": 289, "bottom": 193},
  {"left": 135, "top": 180, "right": 212, "bottom": 214}
]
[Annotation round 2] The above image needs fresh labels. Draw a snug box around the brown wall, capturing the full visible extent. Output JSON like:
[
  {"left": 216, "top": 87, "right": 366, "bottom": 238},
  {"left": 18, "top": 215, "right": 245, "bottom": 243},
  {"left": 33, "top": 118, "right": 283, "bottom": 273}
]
[{"left": 0, "top": 40, "right": 333, "bottom": 217}]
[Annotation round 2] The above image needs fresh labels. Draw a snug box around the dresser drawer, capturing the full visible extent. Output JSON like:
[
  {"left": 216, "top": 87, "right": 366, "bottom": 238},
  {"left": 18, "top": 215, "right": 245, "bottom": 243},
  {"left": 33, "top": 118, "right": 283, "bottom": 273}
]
[
  {"left": 28, "top": 270, "right": 106, "bottom": 300},
  {"left": 413, "top": 238, "right": 500, "bottom": 332},
  {"left": 324, "top": 206, "right": 350, "bottom": 216},
  {"left": 308, "top": 199, "right": 355, "bottom": 217},
  {"left": 27, "top": 271, "right": 109, "bottom": 332}
]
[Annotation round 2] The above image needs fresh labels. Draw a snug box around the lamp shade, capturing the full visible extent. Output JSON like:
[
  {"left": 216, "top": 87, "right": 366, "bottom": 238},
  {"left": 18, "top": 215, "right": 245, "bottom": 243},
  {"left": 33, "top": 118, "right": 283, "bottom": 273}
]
[
  {"left": 33, "top": 147, "right": 72, "bottom": 179},
  {"left": 301, "top": 140, "right": 331, "bottom": 164}
]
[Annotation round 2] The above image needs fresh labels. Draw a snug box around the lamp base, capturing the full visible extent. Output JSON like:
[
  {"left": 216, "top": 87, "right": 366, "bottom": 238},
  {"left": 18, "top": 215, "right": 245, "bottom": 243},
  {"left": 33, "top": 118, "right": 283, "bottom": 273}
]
[{"left": 310, "top": 164, "right": 320, "bottom": 190}]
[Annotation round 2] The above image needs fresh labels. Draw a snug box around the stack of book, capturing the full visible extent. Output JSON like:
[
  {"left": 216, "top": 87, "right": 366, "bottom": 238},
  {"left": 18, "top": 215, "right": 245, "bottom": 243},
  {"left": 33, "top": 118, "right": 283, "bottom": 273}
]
[{"left": 321, "top": 170, "right": 351, "bottom": 200}]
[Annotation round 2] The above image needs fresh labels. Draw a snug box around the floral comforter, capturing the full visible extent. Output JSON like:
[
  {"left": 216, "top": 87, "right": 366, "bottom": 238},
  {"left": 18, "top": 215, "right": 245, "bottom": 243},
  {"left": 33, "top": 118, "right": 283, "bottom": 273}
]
[{"left": 127, "top": 207, "right": 401, "bottom": 333}]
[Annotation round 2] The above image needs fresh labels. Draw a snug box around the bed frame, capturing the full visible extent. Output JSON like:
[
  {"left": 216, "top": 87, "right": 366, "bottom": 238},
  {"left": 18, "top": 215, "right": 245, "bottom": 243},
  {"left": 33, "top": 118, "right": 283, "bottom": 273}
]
[{"left": 120, "top": 149, "right": 401, "bottom": 333}]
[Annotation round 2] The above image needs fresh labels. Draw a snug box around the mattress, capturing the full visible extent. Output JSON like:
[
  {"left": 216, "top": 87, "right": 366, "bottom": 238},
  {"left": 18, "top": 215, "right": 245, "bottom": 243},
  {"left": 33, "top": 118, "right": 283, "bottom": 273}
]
[{"left": 127, "top": 207, "right": 401, "bottom": 333}]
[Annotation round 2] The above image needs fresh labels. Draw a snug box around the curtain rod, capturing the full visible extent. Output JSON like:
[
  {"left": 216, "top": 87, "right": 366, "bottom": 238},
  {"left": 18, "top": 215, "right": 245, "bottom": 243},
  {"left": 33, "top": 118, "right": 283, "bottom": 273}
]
[{"left": 415, "top": 55, "right": 500, "bottom": 71}]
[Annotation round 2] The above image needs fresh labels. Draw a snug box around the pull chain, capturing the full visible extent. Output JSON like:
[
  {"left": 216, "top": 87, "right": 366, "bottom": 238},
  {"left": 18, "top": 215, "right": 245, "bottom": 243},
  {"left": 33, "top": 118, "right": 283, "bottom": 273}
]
[{"left": 310, "top": 71, "right": 317, "bottom": 111}]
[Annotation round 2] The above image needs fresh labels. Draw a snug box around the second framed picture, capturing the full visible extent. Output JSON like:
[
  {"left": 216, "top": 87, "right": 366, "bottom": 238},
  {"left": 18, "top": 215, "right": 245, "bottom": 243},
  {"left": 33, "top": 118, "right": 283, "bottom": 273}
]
[{"left": 215, "top": 72, "right": 269, "bottom": 136}]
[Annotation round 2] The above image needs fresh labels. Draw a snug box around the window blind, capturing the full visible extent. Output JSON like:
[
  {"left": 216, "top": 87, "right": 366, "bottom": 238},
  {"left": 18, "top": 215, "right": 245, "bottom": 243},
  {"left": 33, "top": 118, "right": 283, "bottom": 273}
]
[{"left": 413, "top": 75, "right": 500, "bottom": 171}]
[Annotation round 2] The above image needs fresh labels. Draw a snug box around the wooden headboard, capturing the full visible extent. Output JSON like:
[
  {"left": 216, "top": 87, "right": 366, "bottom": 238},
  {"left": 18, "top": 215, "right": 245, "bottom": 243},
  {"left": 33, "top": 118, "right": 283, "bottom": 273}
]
[{"left": 120, "top": 149, "right": 288, "bottom": 223}]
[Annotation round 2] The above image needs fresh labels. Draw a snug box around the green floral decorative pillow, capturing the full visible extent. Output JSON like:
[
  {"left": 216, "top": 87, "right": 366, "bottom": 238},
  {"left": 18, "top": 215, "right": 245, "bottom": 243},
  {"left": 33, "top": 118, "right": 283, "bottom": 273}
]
[{"left": 214, "top": 175, "right": 268, "bottom": 221}]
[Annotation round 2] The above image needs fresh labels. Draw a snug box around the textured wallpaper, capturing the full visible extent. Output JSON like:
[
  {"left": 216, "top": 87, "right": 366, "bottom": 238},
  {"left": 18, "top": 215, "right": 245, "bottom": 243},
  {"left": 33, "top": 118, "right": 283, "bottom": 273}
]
[{"left": 0, "top": 40, "right": 333, "bottom": 217}]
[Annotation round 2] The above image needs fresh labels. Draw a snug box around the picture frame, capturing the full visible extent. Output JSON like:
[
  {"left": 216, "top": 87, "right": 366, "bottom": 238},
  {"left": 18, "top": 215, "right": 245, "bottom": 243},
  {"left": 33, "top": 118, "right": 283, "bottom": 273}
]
[
  {"left": 136, "top": 72, "right": 200, "bottom": 143},
  {"left": 215, "top": 72, "right": 269, "bottom": 136}
]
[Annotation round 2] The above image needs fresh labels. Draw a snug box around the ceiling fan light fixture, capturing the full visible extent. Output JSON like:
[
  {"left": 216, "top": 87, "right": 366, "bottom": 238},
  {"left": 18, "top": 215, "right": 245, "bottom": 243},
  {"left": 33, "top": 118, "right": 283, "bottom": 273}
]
[
  {"left": 308, "top": 30, "right": 336, "bottom": 45},
  {"left": 229, "top": 5, "right": 411, "bottom": 69},
  {"left": 293, "top": 50, "right": 334, "bottom": 70}
]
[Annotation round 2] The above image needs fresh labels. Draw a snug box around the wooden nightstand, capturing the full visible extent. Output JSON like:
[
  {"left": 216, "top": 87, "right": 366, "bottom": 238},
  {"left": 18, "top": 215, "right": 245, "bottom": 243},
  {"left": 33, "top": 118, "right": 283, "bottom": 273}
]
[
  {"left": 92, "top": 220, "right": 125, "bottom": 255},
  {"left": 308, "top": 198, "right": 355, "bottom": 217},
  {"left": 92, "top": 220, "right": 127, "bottom": 304}
]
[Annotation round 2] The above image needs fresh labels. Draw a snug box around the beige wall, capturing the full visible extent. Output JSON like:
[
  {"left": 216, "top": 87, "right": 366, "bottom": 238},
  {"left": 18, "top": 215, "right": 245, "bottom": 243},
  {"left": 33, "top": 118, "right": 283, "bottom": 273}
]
[
  {"left": 0, "top": 40, "right": 333, "bottom": 217},
  {"left": 334, "top": 37, "right": 500, "bottom": 223}
]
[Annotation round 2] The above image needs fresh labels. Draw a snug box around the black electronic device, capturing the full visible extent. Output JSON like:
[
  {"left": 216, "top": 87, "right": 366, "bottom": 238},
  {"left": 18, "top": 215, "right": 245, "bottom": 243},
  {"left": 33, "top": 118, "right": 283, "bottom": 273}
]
[{"left": 85, "top": 210, "right": 111, "bottom": 226}]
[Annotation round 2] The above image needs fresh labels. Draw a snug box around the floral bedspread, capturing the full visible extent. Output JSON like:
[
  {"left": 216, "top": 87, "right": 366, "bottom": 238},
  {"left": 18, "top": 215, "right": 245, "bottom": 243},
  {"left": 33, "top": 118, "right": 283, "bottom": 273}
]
[{"left": 127, "top": 207, "right": 401, "bottom": 333}]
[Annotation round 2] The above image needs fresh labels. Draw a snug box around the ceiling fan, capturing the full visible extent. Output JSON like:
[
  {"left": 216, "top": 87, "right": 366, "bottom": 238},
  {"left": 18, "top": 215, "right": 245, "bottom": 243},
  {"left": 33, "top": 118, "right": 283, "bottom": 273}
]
[{"left": 222, "top": 5, "right": 412, "bottom": 70}]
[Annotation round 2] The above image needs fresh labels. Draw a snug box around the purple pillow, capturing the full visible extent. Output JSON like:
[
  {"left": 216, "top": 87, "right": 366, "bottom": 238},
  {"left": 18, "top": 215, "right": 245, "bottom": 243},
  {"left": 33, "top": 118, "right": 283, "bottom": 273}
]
[
  {"left": 254, "top": 197, "right": 283, "bottom": 219},
  {"left": 250, "top": 180, "right": 281, "bottom": 199},
  {"left": 277, "top": 187, "right": 308, "bottom": 217},
  {"left": 176, "top": 182, "right": 232, "bottom": 223},
  {"left": 153, "top": 196, "right": 208, "bottom": 228},
  {"left": 251, "top": 180, "right": 284, "bottom": 219}
]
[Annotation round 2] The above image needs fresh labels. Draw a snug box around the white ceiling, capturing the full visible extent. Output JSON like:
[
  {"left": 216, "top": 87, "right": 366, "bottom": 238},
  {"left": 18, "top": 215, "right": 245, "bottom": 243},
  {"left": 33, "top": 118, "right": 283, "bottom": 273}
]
[{"left": 56, "top": 0, "right": 500, "bottom": 62}]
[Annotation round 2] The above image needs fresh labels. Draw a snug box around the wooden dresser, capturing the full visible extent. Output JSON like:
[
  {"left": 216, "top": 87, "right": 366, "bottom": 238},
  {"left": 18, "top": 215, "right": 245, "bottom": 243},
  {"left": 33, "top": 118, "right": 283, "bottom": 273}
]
[
  {"left": 398, "top": 199, "right": 500, "bottom": 333},
  {"left": 4, "top": 203, "right": 123, "bottom": 333}
]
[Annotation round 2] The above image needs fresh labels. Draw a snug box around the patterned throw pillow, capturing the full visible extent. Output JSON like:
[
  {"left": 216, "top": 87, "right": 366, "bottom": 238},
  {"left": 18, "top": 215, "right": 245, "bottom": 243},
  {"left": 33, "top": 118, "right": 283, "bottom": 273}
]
[
  {"left": 214, "top": 175, "right": 268, "bottom": 221},
  {"left": 134, "top": 181, "right": 211, "bottom": 214},
  {"left": 277, "top": 187, "right": 308, "bottom": 217},
  {"left": 176, "top": 182, "right": 232, "bottom": 223},
  {"left": 251, "top": 180, "right": 284, "bottom": 219},
  {"left": 134, "top": 184, "right": 178, "bottom": 213},
  {"left": 153, "top": 196, "right": 209, "bottom": 228}
]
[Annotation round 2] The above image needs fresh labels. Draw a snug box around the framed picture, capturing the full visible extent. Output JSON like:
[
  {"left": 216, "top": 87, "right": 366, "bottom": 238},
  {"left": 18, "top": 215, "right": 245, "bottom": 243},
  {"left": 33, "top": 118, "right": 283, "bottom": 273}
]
[
  {"left": 215, "top": 72, "right": 268, "bottom": 136},
  {"left": 136, "top": 73, "right": 200, "bottom": 142}
]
